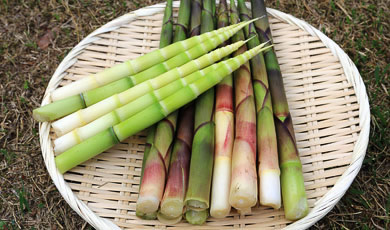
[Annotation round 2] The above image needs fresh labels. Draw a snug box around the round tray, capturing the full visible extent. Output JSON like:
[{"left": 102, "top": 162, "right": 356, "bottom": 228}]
[{"left": 39, "top": 1, "right": 370, "bottom": 229}]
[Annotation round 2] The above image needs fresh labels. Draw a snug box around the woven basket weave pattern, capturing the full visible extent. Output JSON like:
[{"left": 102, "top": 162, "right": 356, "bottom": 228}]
[{"left": 39, "top": 2, "right": 369, "bottom": 229}]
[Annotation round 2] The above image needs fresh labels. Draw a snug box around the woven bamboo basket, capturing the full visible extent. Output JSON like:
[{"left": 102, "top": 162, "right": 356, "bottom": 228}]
[{"left": 39, "top": 1, "right": 370, "bottom": 229}]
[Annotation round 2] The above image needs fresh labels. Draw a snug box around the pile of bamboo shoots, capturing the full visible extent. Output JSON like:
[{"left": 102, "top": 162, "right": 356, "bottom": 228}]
[{"left": 33, "top": 0, "right": 309, "bottom": 225}]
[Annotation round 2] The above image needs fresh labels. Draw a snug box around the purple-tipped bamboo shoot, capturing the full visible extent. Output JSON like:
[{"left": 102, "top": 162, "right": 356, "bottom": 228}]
[
  {"left": 158, "top": 104, "right": 194, "bottom": 221},
  {"left": 136, "top": 114, "right": 177, "bottom": 215},
  {"left": 237, "top": 0, "right": 281, "bottom": 210},
  {"left": 136, "top": 0, "right": 190, "bottom": 217},
  {"left": 210, "top": 0, "right": 233, "bottom": 219},
  {"left": 228, "top": 0, "right": 257, "bottom": 212},
  {"left": 157, "top": 212, "right": 182, "bottom": 224},
  {"left": 158, "top": 1, "right": 201, "bottom": 222}
]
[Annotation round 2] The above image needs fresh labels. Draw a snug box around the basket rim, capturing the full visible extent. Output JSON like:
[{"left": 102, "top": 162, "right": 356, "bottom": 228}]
[{"left": 38, "top": 1, "right": 370, "bottom": 229}]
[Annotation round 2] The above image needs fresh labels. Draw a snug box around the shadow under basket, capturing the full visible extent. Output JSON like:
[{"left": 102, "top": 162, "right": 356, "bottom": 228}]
[{"left": 39, "top": 1, "right": 370, "bottom": 229}]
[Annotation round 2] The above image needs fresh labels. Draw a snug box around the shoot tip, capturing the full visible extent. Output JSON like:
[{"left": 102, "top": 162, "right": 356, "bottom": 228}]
[
  {"left": 250, "top": 15, "right": 266, "bottom": 22},
  {"left": 244, "top": 35, "right": 258, "bottom": 44}
]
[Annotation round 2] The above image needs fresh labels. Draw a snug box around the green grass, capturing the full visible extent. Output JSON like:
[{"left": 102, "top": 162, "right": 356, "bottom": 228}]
[
  {"left": 0, "top": 149, "right": 15, "bottom": 165},
  {"left": 16, "top": 182, "right": 29, "bottom": 213},
  {"left": 0, "top": 0, "right": 388, "bottom": 229},
  {"left": 0, "top": 221, "right": 18, "bottom": 230}
]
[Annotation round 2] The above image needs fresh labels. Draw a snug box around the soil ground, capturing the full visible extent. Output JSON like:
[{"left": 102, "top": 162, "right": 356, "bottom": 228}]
[{"left": 0, "top": 0, "right": 388, "bottom": 229}]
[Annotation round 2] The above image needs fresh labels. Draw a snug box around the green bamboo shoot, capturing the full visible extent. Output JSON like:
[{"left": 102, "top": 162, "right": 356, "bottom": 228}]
[
  {"left": 251, "top": 0, "right": 308, "bottom": 220},
  {"left": 53, "top": 41, "right": 248, "bottom": 154},
  {"left": 48, "top": 22, "right": 243, "bottom": 102},
  {"left": 55, "top": 43, "right": 271, "bottom": 177},
  {"left": 51, "top": 23, "right": 256, "bottom": 136},
  {"left": 185, "top": 0, "right": 215, "bottom": 215},
  {"left": 32, "top": 20, "right": 250, "bottom": 122}
]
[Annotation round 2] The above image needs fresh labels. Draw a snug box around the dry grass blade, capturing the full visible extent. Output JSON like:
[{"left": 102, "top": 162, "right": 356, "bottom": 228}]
[{"left": 0, "top": 0, "right": 388, "bottom": 229}]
